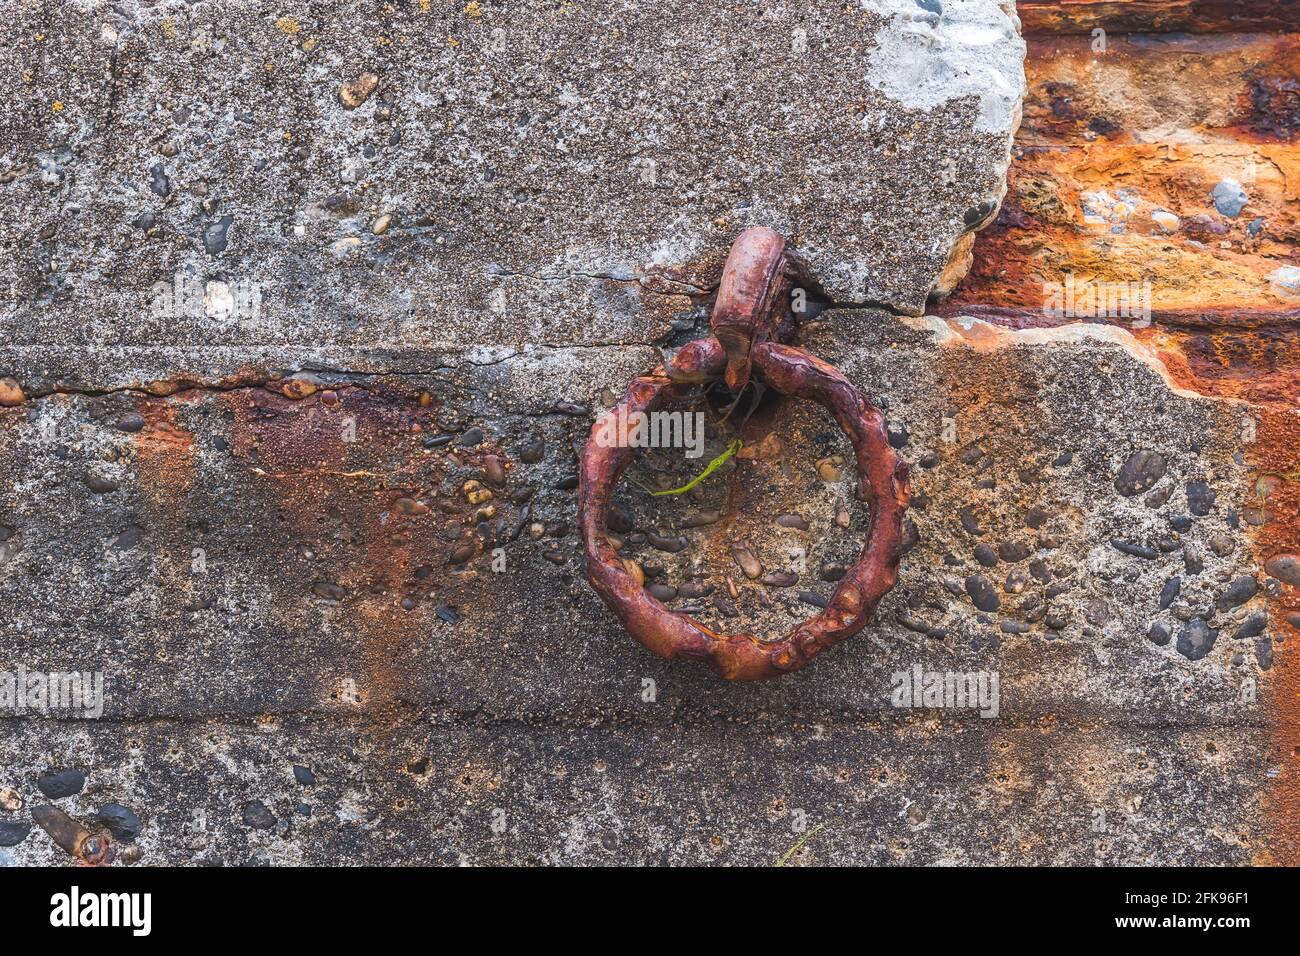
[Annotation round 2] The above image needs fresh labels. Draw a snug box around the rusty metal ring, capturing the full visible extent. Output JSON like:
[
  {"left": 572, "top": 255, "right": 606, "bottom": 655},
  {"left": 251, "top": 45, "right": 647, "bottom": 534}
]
[{"left": 578, "top": 228, "right": 910, "bottom": 681}]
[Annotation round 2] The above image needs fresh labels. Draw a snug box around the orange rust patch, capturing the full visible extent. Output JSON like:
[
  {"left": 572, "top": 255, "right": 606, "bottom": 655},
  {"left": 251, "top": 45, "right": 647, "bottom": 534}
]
[
  {"left": 131, "top": 399, "right": 197, "bottom": 498},
  {"left": 1018, "top": 1, "right": 1300, "bottom": 36},
  {"left": 1138, "top": 327, "right": 1300, "bottom": 404},
  {"left": 1248, "top": 407, "right": 1300, "bottom": 864}
]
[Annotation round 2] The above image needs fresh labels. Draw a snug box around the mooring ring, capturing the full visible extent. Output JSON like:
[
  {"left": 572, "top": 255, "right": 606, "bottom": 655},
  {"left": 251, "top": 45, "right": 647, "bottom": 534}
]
[{"left": 577, "top": 335, "right": 910, "bottom": 681}]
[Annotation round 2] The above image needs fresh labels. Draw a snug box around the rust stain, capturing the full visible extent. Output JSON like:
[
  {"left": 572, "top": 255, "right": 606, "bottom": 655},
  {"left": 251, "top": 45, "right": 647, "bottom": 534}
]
[
  {"left": 1248, "top": 408, "right": 1300, "bottom": 864},
  {"left": 131, "top": 398, "right": 197, "bottom": 498},
  {"left": 950, "top": 11, "right": 1300, "bottom": 862},
  {"left": 218, "top": 380, "right": 517, "bottom": 725},
  {"left": 1018, "top": 1, "right": 1300, "bottom": 36}
]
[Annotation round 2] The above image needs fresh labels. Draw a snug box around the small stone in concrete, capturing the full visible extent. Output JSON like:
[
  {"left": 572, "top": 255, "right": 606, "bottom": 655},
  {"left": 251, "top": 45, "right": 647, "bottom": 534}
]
[
  {"left": 1158, "top": 576, "right": 1181, "bottom": 610},
  {"left": 1233, "top": 611, "right": 1267, "bottom": 640},
  {"left": 1176, "top": 618, "right": 1217, "bottom": 661},
  {"left": 1264, "top": 553, "right": 1300, "bottom": 587},
  {"left": 36, "top": 769, "right": 86, "bottom": 799},
  {"left": 1186, "top": 481, "right": 1215, "bottom": 516},
  {"left": 965, "top": 574, "right": 1000, "bottom": 612},
  {"left": 1215, "top": 576, "right": 1257, "bottom": 610},
  {"left": 243, "top": 799, "right": 276, "bottom": 830},
  {"left": 1114, "top": 450, "right": 1165, "bottom": 496},
  {"left": 95, "top": 803, "right": 141, "bottom": 843}
]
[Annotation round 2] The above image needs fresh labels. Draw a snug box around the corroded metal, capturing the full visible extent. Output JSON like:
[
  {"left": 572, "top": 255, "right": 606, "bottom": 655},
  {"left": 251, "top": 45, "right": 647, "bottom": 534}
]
[
  {"left": 31, "top": 805, "right": 115, "bottom": 867},
  {"left": 578, "top": 228, "right": 910, "bottom": 680}
]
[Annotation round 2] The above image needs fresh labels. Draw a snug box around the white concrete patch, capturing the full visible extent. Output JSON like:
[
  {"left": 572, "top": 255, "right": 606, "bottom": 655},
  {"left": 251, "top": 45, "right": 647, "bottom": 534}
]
[{"left": 862, "top": 0, "right": 1026, "bottom": 135}]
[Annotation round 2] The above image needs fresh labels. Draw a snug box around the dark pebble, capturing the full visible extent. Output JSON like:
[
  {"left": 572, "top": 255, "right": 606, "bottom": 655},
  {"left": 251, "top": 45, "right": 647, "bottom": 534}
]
[
  {"left": 203, "top": 214, "right": 234, "bottom": 255},
  {"left": 554, "top": 475, "right": 579, "bottom": 491},
  {"left": 1233, "top": 610, "right": 1267, "bottom": 640},
  {"left": 85, "top": 474, "right": 119, "bottom": 494},
  {"left": 1024, "top": 506, "right": 1050, "bottom": 529},
  {"left": 149, "top": 163, "right": 170, "bottom": 197},
  {"left": 435, "top": 605, "right": 460, "bottom": 624},
  {"left": 1028, "top": 558, "right": 1052, "bottom": 583},
  {"left": 799, "top": 591, "right": 828, "bottom": 609},
  {"left": 680, "top": 511, "right": 720, "bottom": 528},
  {"left": 900, "top": 518, "right": 919, "bottom": 554},
  {"left": 1114, "top": 450, "right": 1166, "bottom": 496},
  {"left": 482, "top": 455, "right": 506, "bottom": 486},
  {"left": 887, "top": 423, "right": 909, "bottom": 448},
  {"left": 776, "top": 514, "right": 809, "bottom": 530},
  {"left": 965, "top": 574, "right": 1000, "bottom": 612},
  {"left": 958, "top": 507, "right": 983, "bottom": 536},
  {"left": 1256, "top": 638, "right": 1274, "bottom": 670},
  {"left": 518, "top": 437, "right": 545, "bottom": 463},
  {"left": 1264, "top": 554, "right": 1300, "bottom": 587},
  {"left": 1176, "top": 618, "right": 1218, "bottom": 661},
  {"left": 897, "top": 610, "right": 931, "bottom": 633},
  {"left": 243, "top": 800, "right": 276, "bottom": 830},
  {"left": 1183, "top": 545, "right": 1205, "bottom": 575},
  {"left": 95, "top": 803, "right": 141, "bottom": 843},
  {"left": 447, "top": 541, "right": 477, "bottom": 565},
  {"left": 114, "top": 412, "right": 145, "bottom": 432},
  {"left": 973, "top": 543, "right": 998, "bottom": 567},
  {"left": 712, "top": 595, "right": 738, "bottom": 617},
  {"left": 919, "top": 450, "right": 940, "bottom": 468},
  {"left": 312, "top": 580, "right": 347, "bottom": 601},
  {"left": 1215, "top": 576, "right": 1257, "bottom": 610},
  {"left": 646, "top": 582, "right": 677, "bottom": 601},
  {"left": 1147, "top": 621, "right": 1171, "bottom": 646},
  {"left": 424, "top": 433, "right": 455, "bottom": 448},
  {"left": 678, "top": 580, "right": 714, "bottom": 599},
  {"left": 37, "top": 769, "right": 86, "bottom": 799},
  {"left": 1111, "top": 539, "right": 1157, "bottom": 560},
  {"left": 998, "top": 540, "right": 1031, "bottom": 562},
  {"left": 553, "top": 402, "right": 588, "bottom": 416},
  {"left": 458, "top": 426, "right": 485, "bottom": 446},
  {"left": 292, "top": 765, "right": 317, "bottom": 786},
  {"left": 646, "top": 532, "right": 687, "bottom": 553},
  {"left": 1169, "top": 514, "right": 1192, "bottom": 533},
  {"left": 819, "top": 561, "right": 846, "bottom": 582},
  {"left": 1186, "top": 480, "right": 1215, "bottom": 516},
  {"left": 1053, "top": 450, "right": 1074, "bottom": 467},
  {"left": 0, "top": 820, "right": 31, "bottom": 847},
  {"left": 1158, "top": 576, "right": 1181, "bottom": 610},
  {"left": 762, "top": 571, "right": 798, "bottom": 588},
  {"left": 1001, "top": 620, "right": 1031, "bottom": 634}
]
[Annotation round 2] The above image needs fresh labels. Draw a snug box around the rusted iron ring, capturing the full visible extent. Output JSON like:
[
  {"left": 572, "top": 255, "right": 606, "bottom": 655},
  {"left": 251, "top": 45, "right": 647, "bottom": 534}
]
[{"left": 578, "top": 228, "right": 910, "bottom": 681}]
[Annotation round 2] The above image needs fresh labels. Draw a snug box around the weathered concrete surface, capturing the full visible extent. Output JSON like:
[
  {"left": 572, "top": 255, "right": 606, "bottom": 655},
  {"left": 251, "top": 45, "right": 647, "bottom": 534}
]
[
  {"left": 940, "top": 4, "right": 1300, "bottom": 865},
  {"left": 0, "top": 311, "right": 1280, "bottom": 865},
  {"left": 1, "top": 1, "right": 1294, "bottom": 868},
  {"left": 0, "top": 0, "right": 1023, "bottom": 354}
]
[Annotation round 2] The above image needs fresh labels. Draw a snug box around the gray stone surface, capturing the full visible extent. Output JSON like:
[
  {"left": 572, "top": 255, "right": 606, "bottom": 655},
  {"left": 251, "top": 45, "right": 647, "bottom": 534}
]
[
  {"left": 0, "top": 0, "right": 1273, "bottom": 868},
  {"left": 0, "top": 310, "right": 1271, "bottom": 865},
  {"left": 1, "top": 0, "right": 1024, "bottom": 368}
]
